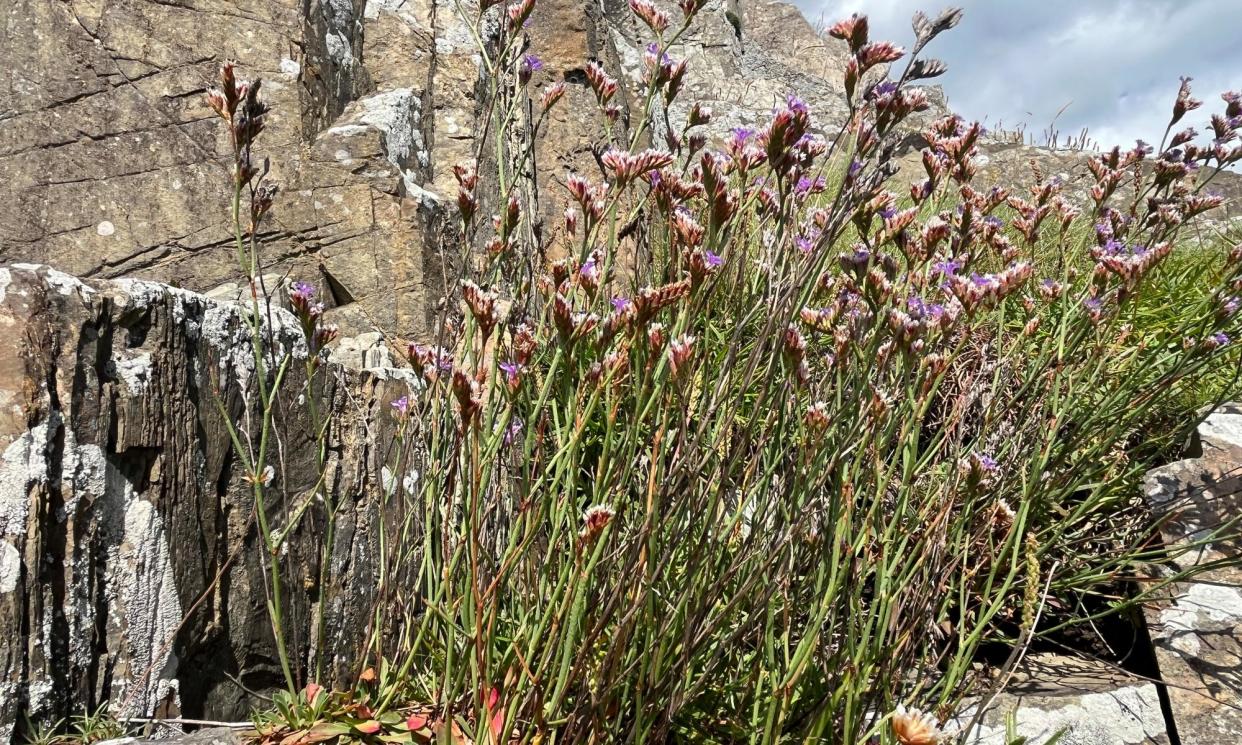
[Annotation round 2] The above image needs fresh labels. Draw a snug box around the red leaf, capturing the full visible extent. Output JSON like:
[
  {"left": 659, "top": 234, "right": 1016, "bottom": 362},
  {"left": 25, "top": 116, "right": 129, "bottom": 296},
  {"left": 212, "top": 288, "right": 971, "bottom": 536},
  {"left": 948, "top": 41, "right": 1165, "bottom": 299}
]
[
  {"left": 489, "top": 708, "right": 504, "bottom": 740},
  {"left": 355, "top": 720, "right": 382, "bottom": 735}
]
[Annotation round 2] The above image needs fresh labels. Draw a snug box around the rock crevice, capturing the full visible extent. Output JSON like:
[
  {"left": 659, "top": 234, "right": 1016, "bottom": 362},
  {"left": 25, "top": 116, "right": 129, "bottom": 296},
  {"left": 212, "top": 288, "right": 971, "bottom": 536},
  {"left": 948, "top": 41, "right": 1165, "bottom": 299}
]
[{"left": 0, "top": 265, "right": 414, "bottom": 740}]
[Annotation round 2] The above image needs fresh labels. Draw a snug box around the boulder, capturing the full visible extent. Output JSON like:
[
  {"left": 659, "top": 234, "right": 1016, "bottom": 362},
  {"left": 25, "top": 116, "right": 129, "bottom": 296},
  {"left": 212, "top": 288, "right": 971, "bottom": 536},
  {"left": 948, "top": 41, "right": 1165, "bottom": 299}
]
[
  {"left": 953, "top": 653, "right": 1169, "bottom": 745},
  {"left": 1142, "top": 404, "right": 1242, "bottom": 743},
  {"left": 0, "top": 264, "right": 417, "bottom": 740}
]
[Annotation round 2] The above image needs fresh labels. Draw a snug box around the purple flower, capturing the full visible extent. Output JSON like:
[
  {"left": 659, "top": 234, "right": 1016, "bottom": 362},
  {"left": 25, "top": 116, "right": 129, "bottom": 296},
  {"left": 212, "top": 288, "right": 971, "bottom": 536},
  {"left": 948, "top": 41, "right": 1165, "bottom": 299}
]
[
  {"left": 390, "top": 396, "right": 410, "bottom": 417},
  {"left": 1224, "top": 296, "right": 1240, "bottom": 316},
  {"left": 1213, "top": 332, "right": 1230, "bottom": 347},
  {"left": 969, "top": 272, "right": 997, "bottom": 289},
  {"left": 705, "top": 250, "right": 723, "bottom": 267},
  {"left": 519, "top": 54, "right": 543, "bottom": 84},
  {"left": 796, "top": 236, "right": 814, "bottom": 253},
  {"left": 645, "top": 42, "right": 672, "bottom": 65},
  {"left": 611, "top": 296, "right": 632, "bottom": 313},
  {"left": 907, "top": 296, "right": 945, "bottom": 319},
  {"left": 795, "top": 176, "right": 814, "bottom": 194},
  {"left": 730, "top": 127, "right": 755, "bottom": 146},
  {"left": 933, "top": 259, "right": 962, "bottom": 276},
  {"left": 983, "top": 216, "right": 1004, "bottom": 229},
  {"left": 1083, "top": 297, "right": 1102, "bottom": 311},
  {"left": 848, "top": 159, "right": 863, "bottom": 177},
  {"left": 291, "top": 281, "right": 315, "bottom": 298},
  {"left": 977, "top": 454, "right": 998, "bottom": 472},
  {"left": 786, "top": 94, "right": 808, "bottom": 114},
  {"left": 879, "top": 206, "right": 897, "bottom": 220}
]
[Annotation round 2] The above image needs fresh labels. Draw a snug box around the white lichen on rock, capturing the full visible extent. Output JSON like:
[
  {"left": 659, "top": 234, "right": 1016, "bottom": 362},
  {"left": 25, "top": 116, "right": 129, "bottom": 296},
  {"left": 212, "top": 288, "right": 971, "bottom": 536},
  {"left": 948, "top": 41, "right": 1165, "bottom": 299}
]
[
  {"left": 113, "top": 277, "right": 205, "bottom": 328},
  {"left": 1158, "top": 583, "right": 1242, "bottom": 655},
  {"left": 957, "top": 683, "right": 1166, "bottom": 744},
  {"left": 356, "top": 88, "right": 429, "bottom": 170},
  {"left": 111, "top": 352, "right": 153, "bottom": 393},
  {"left": 321, "top": 0, "right": 359, "bottom": 68},
  {"left": 0, "top": 422, "right": 52, "bottom": 536},
  {"left": 11, "top": 263, "right": 96, "bottom": 297},
  {"left": 113, "top": 277, "right": 307, "bottom": 388},
  {"left": 0, "top": 541, "right": 18, "bottom": 593},
  {"left": 114, "top": 491, "right": 183, "bottom": 716}
]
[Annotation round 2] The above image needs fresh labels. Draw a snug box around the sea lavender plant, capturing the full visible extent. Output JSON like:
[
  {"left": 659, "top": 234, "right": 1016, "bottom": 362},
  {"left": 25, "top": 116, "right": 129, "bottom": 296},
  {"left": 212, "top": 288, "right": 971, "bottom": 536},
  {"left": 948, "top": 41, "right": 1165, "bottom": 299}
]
[
  {"left": 203, "top": 61, "right": 340, "bottom": 695},
  {"left": 214, "top": 2, "right": 1242, "bottom": 744}
]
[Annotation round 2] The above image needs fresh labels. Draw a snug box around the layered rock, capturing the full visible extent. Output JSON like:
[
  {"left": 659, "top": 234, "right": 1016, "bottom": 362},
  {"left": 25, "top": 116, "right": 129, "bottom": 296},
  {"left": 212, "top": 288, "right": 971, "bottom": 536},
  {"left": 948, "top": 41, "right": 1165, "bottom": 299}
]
[
  {"left": 0, "top": 264, "right": 418, "bottom": 741},
  {"left": 0, "top": 0, "right": 509, "bottom": 341},
  {"left": 2, "top": 0, "right": 1238, "bottom": 348},
  {"left": 954, "top": 654, "right": 1169, "bottom": 745},
  {"left": 1143, "top": 405, "right": 1242, "bottom": 743},
  {"left": 0, "top": 0, "right": 945, "bottom": 349}
]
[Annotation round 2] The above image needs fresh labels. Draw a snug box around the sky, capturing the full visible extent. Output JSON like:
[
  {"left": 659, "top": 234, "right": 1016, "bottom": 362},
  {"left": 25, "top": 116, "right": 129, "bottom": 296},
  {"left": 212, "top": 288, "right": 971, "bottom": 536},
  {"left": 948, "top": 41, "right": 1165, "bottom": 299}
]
[{"left": 792, "top": 0, "right": 1242, "bottom": 152}]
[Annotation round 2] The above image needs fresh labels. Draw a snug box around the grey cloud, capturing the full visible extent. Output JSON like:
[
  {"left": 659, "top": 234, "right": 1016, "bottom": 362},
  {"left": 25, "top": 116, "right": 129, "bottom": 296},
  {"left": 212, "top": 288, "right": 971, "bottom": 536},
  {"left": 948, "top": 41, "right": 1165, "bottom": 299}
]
[{"left": 792, "top": 0, "right": 1242, "bottom": 150}]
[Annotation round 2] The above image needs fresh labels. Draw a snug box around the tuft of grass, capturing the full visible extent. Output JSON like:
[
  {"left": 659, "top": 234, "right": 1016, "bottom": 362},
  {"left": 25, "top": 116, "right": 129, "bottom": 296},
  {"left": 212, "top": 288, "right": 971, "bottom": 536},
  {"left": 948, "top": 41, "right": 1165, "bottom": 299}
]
[
  {"left": 70, "top": 705, "right": 126, "bottom": 745},
  {"left": 22, "top": 706, "right": 128, "bottom": 745}
]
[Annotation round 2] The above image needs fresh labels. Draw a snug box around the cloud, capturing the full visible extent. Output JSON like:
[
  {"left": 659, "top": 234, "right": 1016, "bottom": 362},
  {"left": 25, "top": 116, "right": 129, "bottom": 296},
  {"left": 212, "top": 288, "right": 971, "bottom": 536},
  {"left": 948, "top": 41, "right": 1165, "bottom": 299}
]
[{"left": 791, "top": 0, "right": 1242, "bottom": 151}]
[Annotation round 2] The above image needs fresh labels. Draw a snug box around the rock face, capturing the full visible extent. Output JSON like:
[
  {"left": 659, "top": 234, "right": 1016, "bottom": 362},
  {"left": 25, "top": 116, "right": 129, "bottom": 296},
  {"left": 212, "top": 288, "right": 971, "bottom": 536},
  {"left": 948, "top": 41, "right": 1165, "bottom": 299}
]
[
  {"left": 954, "top": 654, "right": 1169, "bottom": 745},
  {"left": 1143, "top": 405, "right": 1242, "bottom": 744},
  {"left": 0, "top": 0, "right": 461, "bottom": 342},
  {"left": 0, "top": 0, "right": 877, "bottom": 346},
  {"left": 0, "top": 264, "right": 418, "bottom": 741},
  {"left": 1, "top": 0, "right": 1234, "bottom": 345}
]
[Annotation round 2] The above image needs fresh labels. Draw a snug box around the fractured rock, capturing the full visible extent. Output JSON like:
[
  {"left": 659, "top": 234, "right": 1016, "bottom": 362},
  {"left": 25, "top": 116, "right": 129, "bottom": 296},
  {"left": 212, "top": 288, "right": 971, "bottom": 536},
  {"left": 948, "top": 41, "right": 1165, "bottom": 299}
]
[
  {"left": 1142, "top": 403, "right": 1242, "bottom": 743},
  {"left": 0, "top": 264, "right": 417, "bottom": 740},
  {"left": 953, "top": 653, "right": 1169, "bottom": 745}
]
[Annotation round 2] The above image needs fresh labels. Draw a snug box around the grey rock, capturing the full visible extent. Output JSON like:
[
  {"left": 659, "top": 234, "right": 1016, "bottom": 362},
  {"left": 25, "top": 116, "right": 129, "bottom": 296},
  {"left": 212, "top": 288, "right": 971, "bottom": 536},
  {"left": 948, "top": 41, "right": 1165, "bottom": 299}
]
[
  {"left": 0, "top": 264, "right": 414, "bottom": 741},
  {"left": 1142, "top": 404, "right": 1242, "bottom": 744},
  {"left": 952, "top": 654, "right": 1169, "bottom": 745},
  {"left": 100, "top": 728, "right": 243, "bottom": 745}
]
